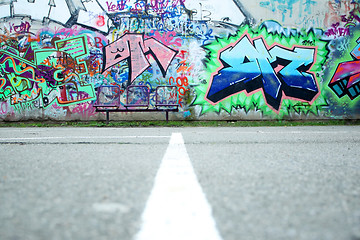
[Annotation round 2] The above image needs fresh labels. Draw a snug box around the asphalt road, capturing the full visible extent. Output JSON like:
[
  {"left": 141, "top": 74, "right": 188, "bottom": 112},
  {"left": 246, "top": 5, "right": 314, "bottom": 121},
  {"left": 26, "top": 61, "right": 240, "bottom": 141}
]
[{"left": 0, "top": 126, "right": 359, "bottom": 240}]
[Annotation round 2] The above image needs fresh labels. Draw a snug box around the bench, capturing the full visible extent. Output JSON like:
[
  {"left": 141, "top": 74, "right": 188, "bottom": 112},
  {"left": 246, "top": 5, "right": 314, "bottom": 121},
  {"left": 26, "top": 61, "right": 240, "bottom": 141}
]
[{"left": 94, "top": 85, "right": 179, "bottom": 123}]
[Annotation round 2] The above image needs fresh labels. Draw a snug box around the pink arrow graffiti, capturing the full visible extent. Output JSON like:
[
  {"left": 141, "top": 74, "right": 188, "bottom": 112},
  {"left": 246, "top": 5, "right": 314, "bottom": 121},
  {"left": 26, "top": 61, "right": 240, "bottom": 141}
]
[{"left": 102, "top": 33, "right": 178, "bottom": 85}]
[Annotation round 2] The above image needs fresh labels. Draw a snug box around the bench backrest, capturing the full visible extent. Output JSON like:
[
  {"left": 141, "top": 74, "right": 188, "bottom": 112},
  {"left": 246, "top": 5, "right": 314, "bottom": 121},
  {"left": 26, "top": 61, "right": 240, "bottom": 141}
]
[
  {"left": 155, "top": 86, "right": 178, "bottom": 108},
  {"left": 126, "top": 85, "right": 150, "bottom": 107},
  {"left": 95, "top": 85, "right": 121, "bottom": 107},
  {"left": 95, "top": 85, "right": 179, "bottom": 109}
]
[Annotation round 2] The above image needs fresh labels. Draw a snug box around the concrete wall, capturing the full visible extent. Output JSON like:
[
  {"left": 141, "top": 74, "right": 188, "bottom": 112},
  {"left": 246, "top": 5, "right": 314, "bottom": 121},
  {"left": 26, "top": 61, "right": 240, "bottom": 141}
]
[{"left": 0, "top": 0, "right": 359, "bottom": 121}]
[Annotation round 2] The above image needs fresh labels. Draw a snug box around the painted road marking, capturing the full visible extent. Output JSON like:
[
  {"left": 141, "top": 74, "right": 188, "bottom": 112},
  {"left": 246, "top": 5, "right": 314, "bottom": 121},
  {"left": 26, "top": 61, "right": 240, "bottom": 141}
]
[
  {"left": 194, "top": 130, "right": 352, "bottom": 134},
  {"left": 256, "top": 131, "right": 350, "bottom": 134},
  {"left": 92, "top": 202, "right": 130, "bottom": 214},
  {"left": 134, "top": 132, "right": 223, "bottom": 240},
  {"left": 0, "top": 136, "right": 170, "bottom": 141}
]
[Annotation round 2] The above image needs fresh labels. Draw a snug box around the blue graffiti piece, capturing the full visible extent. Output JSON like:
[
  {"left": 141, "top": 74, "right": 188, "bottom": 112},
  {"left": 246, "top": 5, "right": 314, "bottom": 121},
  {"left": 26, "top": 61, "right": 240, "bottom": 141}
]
[
  {"left": 253, "top": 39, "right": 282, "bottom": 100},
  {"left": 206, "top": 34, "right": 318, "bottom": 110},
  {"left": 270, "top": 46, "right": 317, "bottom": 95},
  {"left": 207, "top": 36, "right": 263, "bottom": 101},
  {"left": 207, "top": 62, "right": 260, "bottom": 98}
]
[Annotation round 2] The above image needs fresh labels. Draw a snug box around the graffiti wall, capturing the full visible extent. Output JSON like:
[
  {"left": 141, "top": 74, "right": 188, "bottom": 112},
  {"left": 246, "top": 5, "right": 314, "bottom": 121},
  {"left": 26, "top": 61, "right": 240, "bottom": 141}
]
[{"left": 0, "top": 0, "right": 359, "bottom": 121}]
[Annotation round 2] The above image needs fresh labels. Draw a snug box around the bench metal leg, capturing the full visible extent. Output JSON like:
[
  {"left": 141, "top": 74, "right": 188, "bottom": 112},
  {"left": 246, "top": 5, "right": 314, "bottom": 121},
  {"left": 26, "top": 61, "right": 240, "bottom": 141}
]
[
  {"left": 106, "top": 110, "right": 110, "bottom": 124},
  {"left": 166, "top": 111, "right": 169, "bottom": 122}
]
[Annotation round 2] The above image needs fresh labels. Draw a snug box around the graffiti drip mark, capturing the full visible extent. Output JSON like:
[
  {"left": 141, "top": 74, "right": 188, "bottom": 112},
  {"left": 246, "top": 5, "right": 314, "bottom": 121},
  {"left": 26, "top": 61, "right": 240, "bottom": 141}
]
[
  {"left": 206, "top": 32, "right": 319, "bottom": 111},
  {"left": 102, "top": 33, "right": 178, "bottom": 86},
  {"left": 329, "top": 38, "right": 360, "bottom": 100}
]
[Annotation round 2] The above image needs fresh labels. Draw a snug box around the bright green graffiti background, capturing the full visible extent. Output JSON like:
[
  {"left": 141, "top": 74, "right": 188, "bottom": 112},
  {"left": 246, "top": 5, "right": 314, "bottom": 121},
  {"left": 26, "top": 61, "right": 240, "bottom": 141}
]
[{"left": 192, "top": 25, "right": 330, "bottom": 118}]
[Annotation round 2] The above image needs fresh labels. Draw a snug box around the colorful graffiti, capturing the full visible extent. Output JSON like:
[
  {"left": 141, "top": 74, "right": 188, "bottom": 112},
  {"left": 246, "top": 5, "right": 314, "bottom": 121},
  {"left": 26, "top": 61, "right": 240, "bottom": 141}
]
[
  {"left": 0, "top": 0, "right": 359, "bottom": 120},
  {"left": 0, "top": 34, "right": 96, "bottom": 112},
  {"left": 193, "top": 25, "right": 329, "bottom": 116},
  {"left": 329, "top": 37, "right": 360, "bottom": 100},
  {"left": 205, "top": 33, "right": 318, "bottom": 111},
  {"left": 102, "top": 33, "right": 178, "bottom": 86}
]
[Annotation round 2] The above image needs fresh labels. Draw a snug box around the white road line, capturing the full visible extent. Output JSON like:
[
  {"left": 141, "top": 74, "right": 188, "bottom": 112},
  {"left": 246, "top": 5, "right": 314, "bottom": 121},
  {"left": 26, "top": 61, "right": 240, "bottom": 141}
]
[
  {"left": 190, "top": 130, "right": 354, "bottom": 135},
  {"left": 134, "top": 133, "right": 223, "bottom": 240},
  {"left": 256, "top": 131, "right": 351, "bottom": 134},
  {"left": 0, "top": 136, "right": 170, "bottom": 141}
]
